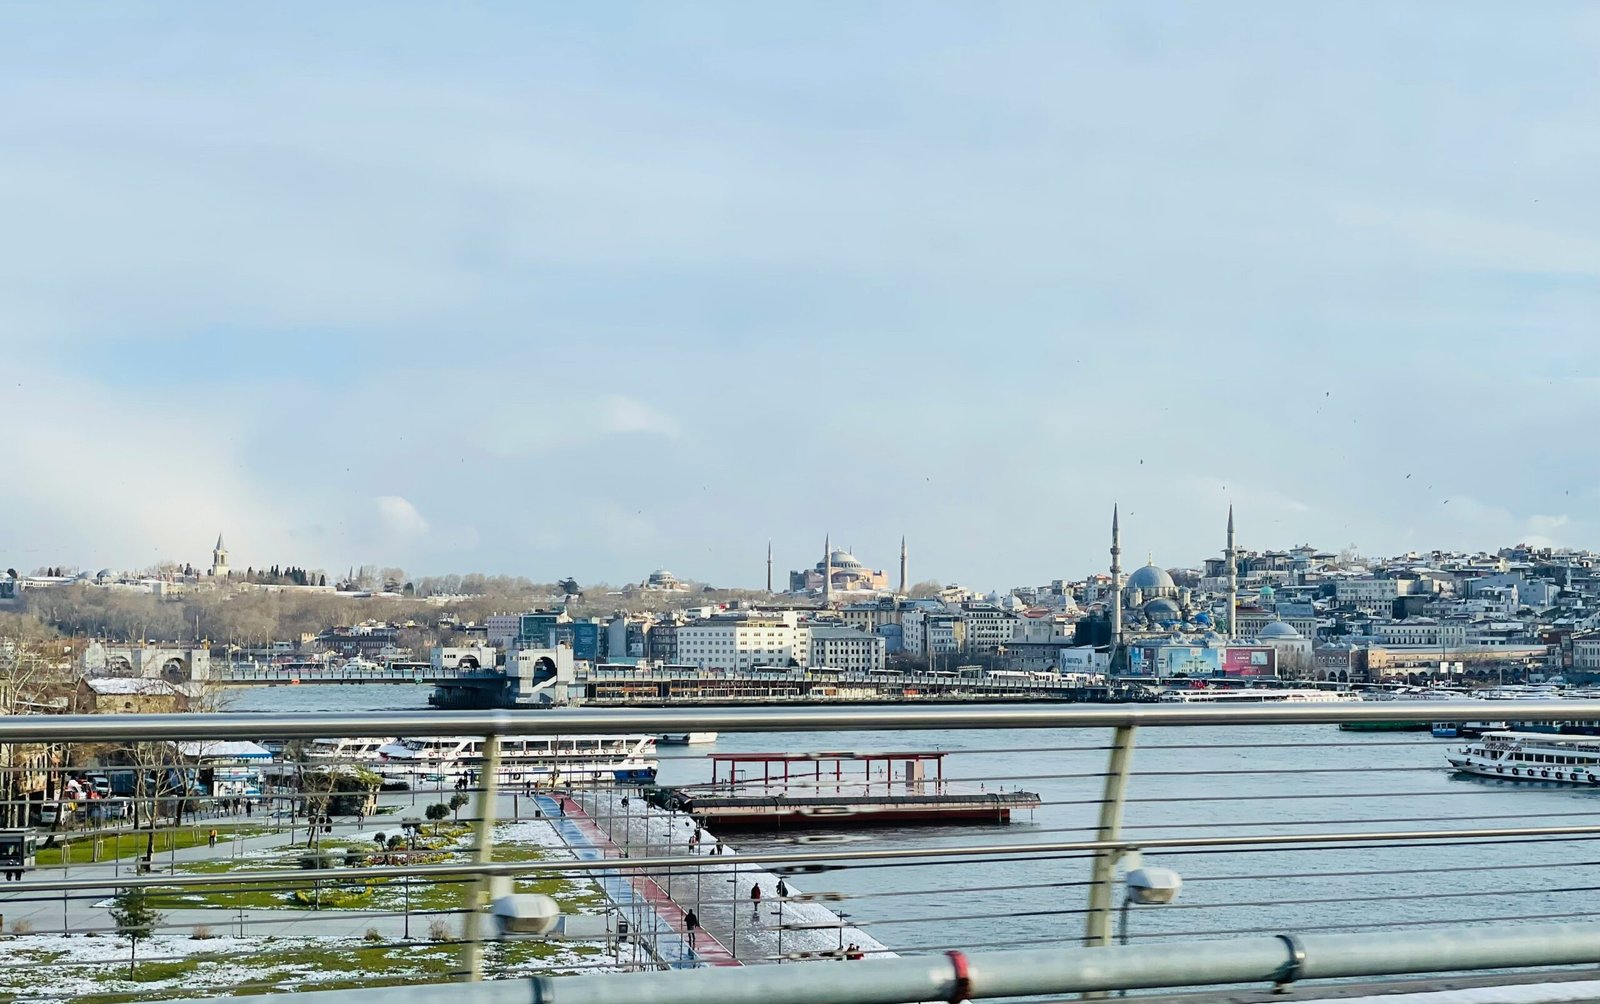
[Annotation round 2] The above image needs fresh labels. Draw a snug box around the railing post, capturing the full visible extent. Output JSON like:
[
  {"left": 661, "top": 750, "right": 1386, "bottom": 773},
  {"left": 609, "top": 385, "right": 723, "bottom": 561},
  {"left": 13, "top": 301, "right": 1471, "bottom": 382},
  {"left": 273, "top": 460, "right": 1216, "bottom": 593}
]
[
  {"left": 1084, "top": 724, "right": 1136, "bottom": 951},
  {"left": 461, "top": 732, "right": 500, "bottom": 982}
]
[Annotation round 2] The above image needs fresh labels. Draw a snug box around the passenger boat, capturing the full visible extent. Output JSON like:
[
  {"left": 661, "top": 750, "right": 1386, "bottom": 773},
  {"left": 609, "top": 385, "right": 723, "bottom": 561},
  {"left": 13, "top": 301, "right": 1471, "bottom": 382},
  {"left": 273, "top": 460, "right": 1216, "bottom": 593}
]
[
  {"left": 657, "top": 732, "right": 718, "bottom": 744},
  {"left": 1158, "top": 688, "right": 1361, "bottom": 704},
  {"left": 376, "top": 734, "right": 658, "bottom": 786},
  {"left": 1446, "top": 731, "right": 1600, "bottom": 785},
  {"left": 306, "top": 737, "right": 395, "bottom": 763},
  {"left": 1343, "top": 689, "right": 1474, "bottom": 732}
]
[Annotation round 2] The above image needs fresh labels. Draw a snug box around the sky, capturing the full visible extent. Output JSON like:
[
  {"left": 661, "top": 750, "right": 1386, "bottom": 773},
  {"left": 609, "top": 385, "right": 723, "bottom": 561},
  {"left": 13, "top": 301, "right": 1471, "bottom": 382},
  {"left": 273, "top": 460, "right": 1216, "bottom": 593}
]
[{"left": 3, "top": 2, "right": 1599, "bottom": 590}]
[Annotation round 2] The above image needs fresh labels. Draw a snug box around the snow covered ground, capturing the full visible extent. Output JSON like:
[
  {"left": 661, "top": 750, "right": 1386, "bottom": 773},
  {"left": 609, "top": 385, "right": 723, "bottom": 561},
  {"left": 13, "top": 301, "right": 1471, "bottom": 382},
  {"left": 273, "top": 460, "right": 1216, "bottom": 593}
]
[
  {"left": 0, "top": 815, "right": 624, "bottom": 1002},
  {"left": 0, "top": 932, "right": 625, "bottom": 1003}
]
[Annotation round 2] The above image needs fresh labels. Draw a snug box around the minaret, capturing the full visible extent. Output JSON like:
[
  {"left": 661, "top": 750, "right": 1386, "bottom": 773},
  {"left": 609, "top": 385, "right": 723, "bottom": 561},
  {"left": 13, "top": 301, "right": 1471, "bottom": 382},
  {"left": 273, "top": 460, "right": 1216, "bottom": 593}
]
[
  {"left": 899, "top": 536, "right": 908, "bottom": 595},
  {"left": 1225, "top": 505, "right": 1238, "bottom": 641},
  {"left": 1109, "top": 506, "right": 1123, "bottom": 649},
  {"left": 823, "top": 534, "right": 834, "bottom": 606},
  {"left": 766, "top": 540, "right": 773, "bottom": 594}
]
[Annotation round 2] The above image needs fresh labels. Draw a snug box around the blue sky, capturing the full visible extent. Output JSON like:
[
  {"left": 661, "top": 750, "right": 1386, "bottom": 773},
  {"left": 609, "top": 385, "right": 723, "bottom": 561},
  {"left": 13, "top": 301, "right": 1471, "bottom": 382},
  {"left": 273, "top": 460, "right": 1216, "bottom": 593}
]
[{"left": 3, "top": 2, "right": 1598, "bottom": 588}]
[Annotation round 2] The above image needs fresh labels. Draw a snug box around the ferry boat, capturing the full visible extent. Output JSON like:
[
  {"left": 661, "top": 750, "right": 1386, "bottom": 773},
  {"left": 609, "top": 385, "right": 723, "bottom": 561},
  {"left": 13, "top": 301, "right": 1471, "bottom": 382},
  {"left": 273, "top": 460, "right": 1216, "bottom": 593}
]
[
  {"left": 306, "top": 737, "right": 395, "bottom": 763},
  {"left": 658, "top": 732, "right": 718, "bottom": 745},
  {"left": 1157, "top": 688, "right": 1361, "bottom": 704},
  {"left": 376, "top": 734, "right": 658, "bottom": 786},
  {"left": 1446, "top": 731, "right": 1600, "bottom": 785}
]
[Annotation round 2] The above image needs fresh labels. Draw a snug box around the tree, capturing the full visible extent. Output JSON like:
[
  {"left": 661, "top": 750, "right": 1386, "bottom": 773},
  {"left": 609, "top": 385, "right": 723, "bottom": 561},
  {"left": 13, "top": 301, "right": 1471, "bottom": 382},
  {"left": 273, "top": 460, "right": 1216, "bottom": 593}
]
[
  {"left": 109, "top": 886, "right": 164, "bottom": 978},
  {"left": 448, "top": 792, "right": 469, "bottom": 822},
  {"left": 425, "top": 802, "right": 449, "bottom": 835},
  {"left": 559, "top": 577, "right": 581, "bottom": 598}
]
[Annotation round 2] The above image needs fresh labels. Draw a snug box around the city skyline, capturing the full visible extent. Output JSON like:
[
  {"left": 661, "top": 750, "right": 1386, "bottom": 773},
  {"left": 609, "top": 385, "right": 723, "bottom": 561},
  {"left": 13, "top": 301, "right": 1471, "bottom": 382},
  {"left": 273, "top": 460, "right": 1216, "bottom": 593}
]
[{"left": 4, "top": 3, "right": 1598, "bottom": 585}]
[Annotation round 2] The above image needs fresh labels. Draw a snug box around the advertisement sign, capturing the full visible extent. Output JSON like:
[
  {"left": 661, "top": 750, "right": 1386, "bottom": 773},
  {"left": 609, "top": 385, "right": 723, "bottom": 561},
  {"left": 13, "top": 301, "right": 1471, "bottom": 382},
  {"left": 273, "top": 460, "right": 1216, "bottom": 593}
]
[
  {"left": 1127, "top": 647, "right": 1148, "bottom": 676},
  {"left": 1222, "top": 647, "right": 1276, "bottom": 677},
  {"left": 1060, "top": 646, "right": 1098, "bottom": 670},
  {"left": 1158, "top": 646, "right": 1221, "bottom": 677}
]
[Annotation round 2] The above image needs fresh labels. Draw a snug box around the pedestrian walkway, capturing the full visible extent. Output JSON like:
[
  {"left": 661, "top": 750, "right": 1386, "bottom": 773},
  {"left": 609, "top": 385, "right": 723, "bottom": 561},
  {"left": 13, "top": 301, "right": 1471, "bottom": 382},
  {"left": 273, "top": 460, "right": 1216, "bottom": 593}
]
[{"left": 536, "top": 793, "right": 737, "bottom": 968}]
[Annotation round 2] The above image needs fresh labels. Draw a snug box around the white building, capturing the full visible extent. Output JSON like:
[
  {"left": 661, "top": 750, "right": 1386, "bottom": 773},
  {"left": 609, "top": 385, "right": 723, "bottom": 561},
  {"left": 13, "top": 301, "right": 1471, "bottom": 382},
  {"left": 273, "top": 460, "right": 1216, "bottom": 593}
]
[
  {"left": 1372, "top": 619, "right": 1469, "bottom": 649},
  {"left": 675, "top": 613, "right": 810, "bottom": 670},
  {"left": 485, "top": 614, "right": 521, "bottom": 649},
  {"left": 808, "top": 627, "right": 887, "bottom": 673},
  {"left": 901, "top": 609, "right": 966, "bottom": 658},
  {"left": 961, "top": 603, "right": 1020, "bottom": 654}
]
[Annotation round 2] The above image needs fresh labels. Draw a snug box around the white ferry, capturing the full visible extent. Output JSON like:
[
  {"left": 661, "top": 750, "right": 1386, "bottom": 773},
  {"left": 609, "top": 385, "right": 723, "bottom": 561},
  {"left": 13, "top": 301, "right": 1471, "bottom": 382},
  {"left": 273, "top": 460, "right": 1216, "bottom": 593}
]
[
  {"left": 1157, "top": 688, "right": 1361, "bottom": 704},
  {"left": 1446, "top": 731, "right": 1600, "bottom": 785},
  {"left": 658, "top": 732, "right": 718, "bottom": 745},
  {"left": 306, "top": 737, "right": 395, "bottom": 763},
  {"left": 376, "top": 734, "right": 658, "bottom": 786}
]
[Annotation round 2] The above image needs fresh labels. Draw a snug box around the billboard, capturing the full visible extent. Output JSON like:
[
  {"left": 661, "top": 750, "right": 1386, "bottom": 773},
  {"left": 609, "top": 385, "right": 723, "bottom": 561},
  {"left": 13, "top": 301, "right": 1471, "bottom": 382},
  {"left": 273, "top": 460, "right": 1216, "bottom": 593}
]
[
  {"left": 1127, "top": 647, "right": 1148, "bottom": 676},
  {"left": 1059, "top": 646, "right": 1104, "bottom": 672},
  {"left": 1157, "top": 646, "right": 1222, "bottom": 677},
  {"left": 1222, "top": 646, "right": 1276, "bottom": 677}
]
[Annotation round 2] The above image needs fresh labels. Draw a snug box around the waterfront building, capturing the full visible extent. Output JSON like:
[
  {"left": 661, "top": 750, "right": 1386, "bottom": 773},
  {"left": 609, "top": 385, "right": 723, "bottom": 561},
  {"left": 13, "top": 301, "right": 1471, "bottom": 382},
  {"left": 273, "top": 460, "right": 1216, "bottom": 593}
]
[
  {"left": 675, "top": 612, "right": 810, "bottom": 670},
  {"left": 960, "top": 601, "right": 1020, "bottom": 654},
  {"left": 901, "top": 608, "right": 966, "bottom": 658},
  {"left": 808, "top": 625, "right": 887, "bottom": 673}
]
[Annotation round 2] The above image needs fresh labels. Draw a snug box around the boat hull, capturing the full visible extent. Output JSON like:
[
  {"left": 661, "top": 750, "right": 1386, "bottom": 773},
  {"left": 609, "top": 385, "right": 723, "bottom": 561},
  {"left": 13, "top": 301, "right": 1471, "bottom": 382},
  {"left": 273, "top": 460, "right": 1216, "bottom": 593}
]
[{"left": 1448, "top": 759, "right": 1600, "bottom": 785}]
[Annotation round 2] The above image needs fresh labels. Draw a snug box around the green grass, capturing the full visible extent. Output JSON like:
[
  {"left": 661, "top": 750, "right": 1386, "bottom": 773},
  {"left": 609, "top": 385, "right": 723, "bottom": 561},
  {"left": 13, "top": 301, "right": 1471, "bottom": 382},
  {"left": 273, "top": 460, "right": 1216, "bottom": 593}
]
[{"left": 37, "top": 826, "right": 271, "bottom": 867}]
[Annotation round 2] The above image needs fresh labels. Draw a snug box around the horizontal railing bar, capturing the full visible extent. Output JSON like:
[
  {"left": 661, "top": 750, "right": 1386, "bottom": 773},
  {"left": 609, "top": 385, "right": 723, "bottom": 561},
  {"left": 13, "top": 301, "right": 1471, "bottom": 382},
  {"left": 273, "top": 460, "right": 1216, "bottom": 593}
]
[
  {"left": 0, "top": 700, "right": 1591, "bottom": 742},
  {"left": 16, "top": 822, "right": 1600, "bottom": 894},
  {"left": 158, "top": 920, "right": 1600, "bottom": 1004}
]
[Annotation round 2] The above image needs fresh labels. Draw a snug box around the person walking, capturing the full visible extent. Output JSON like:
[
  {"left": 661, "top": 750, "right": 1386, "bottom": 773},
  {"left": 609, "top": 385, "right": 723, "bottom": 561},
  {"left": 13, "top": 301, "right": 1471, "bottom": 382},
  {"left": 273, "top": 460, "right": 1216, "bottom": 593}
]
[
  {"left": 776, "top": 877, "right": 789, "bottom": 898},
  {"left": 207, "top": 828, "right": 217, "bottom": 848},
  {"left": 750, "top": 882, "right": 762, "bottom": 919},
  {"left": 683, "top": 909, "right": 699, "bottom": 950}
]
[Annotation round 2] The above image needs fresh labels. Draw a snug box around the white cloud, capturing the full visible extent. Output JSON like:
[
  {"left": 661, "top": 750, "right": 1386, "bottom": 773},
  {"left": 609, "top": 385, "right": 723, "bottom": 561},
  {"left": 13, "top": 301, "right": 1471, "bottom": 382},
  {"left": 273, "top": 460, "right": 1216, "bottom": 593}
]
[
  {"left": 598, "top": 395, "right": 681, "bottom": 439},
  {"left": 0, "top": 360, "right": 304, "bottom": 570},
  {"left": 479, "top": 395, "right": 682, "bottom": 458},
  {"left": 374, "top": 496, "right": 430, "bottom": 542}
]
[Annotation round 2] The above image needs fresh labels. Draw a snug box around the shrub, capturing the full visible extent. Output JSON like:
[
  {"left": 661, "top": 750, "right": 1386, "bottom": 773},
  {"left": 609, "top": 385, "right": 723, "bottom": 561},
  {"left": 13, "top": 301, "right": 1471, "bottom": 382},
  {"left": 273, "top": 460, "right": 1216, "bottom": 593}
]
[
  {"left": 363, "top": 927, "right": 383, "bottom": 943},
  {"left": 426, "top": 919, "right": 452, "bottom": 942},
  {"left": 9, "top": 919, "right": 33, "bottom": 934},
  {"left": 190, "top": 924, "right": 216, "bottom": 940}
]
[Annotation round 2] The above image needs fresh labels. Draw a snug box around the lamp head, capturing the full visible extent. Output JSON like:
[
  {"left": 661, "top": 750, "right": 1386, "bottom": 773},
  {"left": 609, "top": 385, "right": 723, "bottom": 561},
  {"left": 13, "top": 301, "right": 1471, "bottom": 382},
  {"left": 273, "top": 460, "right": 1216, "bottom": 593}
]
[{"left": 1125, "top": 866, "right": 1183, "bottom": 905}]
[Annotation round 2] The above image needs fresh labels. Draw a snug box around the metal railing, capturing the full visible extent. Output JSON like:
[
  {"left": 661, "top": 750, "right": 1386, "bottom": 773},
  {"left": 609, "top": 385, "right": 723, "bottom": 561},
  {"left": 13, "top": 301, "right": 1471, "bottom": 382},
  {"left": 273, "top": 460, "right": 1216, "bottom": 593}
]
[{"left": 1, "top": 700, "right": 1597, "bottom": 1002}]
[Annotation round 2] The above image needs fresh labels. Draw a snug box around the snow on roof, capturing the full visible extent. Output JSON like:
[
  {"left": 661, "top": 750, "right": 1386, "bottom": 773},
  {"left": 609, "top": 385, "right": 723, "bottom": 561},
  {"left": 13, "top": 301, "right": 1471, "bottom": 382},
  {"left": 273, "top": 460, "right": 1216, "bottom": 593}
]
[{"left": 83, "top": 677, "right": 182, "bottom": 696}]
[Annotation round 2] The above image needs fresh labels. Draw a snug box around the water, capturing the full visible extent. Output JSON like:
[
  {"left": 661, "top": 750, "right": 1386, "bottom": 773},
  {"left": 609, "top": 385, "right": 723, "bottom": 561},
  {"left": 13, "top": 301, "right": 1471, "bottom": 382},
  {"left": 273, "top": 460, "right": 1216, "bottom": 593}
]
[{"left": 222, "top": 685, "right": 1600, "bottom": 953}]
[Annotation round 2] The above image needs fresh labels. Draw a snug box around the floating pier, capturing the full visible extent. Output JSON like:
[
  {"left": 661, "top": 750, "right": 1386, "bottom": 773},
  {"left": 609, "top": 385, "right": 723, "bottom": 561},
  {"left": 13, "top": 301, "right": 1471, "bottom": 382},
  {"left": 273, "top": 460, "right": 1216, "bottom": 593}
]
[{"left": 650, "top": 751, "right": 1040, "bottom": 829}]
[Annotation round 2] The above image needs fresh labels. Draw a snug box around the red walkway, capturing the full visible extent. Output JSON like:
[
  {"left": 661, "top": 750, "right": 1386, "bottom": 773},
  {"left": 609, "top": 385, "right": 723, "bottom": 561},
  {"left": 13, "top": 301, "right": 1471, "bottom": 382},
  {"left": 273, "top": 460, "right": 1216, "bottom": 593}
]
[{"left": 554, "top": 795, "right": 739, "bottom": 967}]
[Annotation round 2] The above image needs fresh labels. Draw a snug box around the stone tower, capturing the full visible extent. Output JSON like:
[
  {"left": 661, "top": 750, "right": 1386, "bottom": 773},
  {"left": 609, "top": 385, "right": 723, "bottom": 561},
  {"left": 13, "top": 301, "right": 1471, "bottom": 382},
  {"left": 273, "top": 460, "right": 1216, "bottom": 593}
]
[
  {"left": 1109, "top": 506, "right": 1123, "bottom": 650},
  {"left": 1225, "top": 505, "right": 1238, "bottom": 641},
  {"left": 823, "top": 535, "right": 834, "bottom": 606},
  {"left": 899, "top": 536, "right": 908, "bottom": 596},
  {"left": 211, "top": 533, "right": 230, "bottom": 578}
]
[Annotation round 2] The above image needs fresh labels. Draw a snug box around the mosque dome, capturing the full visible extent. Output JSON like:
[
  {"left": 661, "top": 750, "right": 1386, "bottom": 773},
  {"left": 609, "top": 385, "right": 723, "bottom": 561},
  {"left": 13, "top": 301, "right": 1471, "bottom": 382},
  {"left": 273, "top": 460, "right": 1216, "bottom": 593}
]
[
  {"left": 1199, "top": 630, "right": 1225, "bottom": 645},
  {"left": 1143, "top": 597, "right": 1182, "bottom": 621},
  {"left": 1258, "top": 619, "right": 1302, "bottom": 640},
  {"left": 647, "top": 569, "right": 678, "bottom": 586},
  {"left": 825, "top": 550, "right": 864, "bottom": 569},
  {"left": 1126, "top": 563, "right": 1176, "bottom": 594}
]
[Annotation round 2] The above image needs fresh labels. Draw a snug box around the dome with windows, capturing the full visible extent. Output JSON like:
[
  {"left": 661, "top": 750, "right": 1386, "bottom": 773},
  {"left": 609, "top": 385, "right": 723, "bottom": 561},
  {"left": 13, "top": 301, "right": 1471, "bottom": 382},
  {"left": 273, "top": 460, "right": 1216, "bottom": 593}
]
[
  {"left": 1143, "top": 597, "right": 1182, "bottom": 622},
  {"left": 824, "top": 550, "right": 864, "bottom": 570},
  {"left": 1126, "top": 563, "right": 1176, "bottom": 596},
  {"left": 1257, "top": 619, "right": 1301, "bottom": 640}
]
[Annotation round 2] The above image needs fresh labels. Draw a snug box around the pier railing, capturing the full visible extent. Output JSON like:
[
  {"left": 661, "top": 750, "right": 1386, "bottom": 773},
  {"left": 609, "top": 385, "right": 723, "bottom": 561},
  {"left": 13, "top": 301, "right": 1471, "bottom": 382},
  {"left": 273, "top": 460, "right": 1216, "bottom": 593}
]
[{"left": 3, "top": 701, "right": 1600, "bottom": 1001}]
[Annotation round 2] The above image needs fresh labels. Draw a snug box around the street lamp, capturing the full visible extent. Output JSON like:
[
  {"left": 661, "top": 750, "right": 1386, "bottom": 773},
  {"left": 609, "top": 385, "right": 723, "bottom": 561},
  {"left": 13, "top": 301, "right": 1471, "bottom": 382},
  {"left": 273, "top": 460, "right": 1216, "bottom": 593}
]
[{"left": 1120, "top": 857, "right": 1182, "bottom": 946}]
